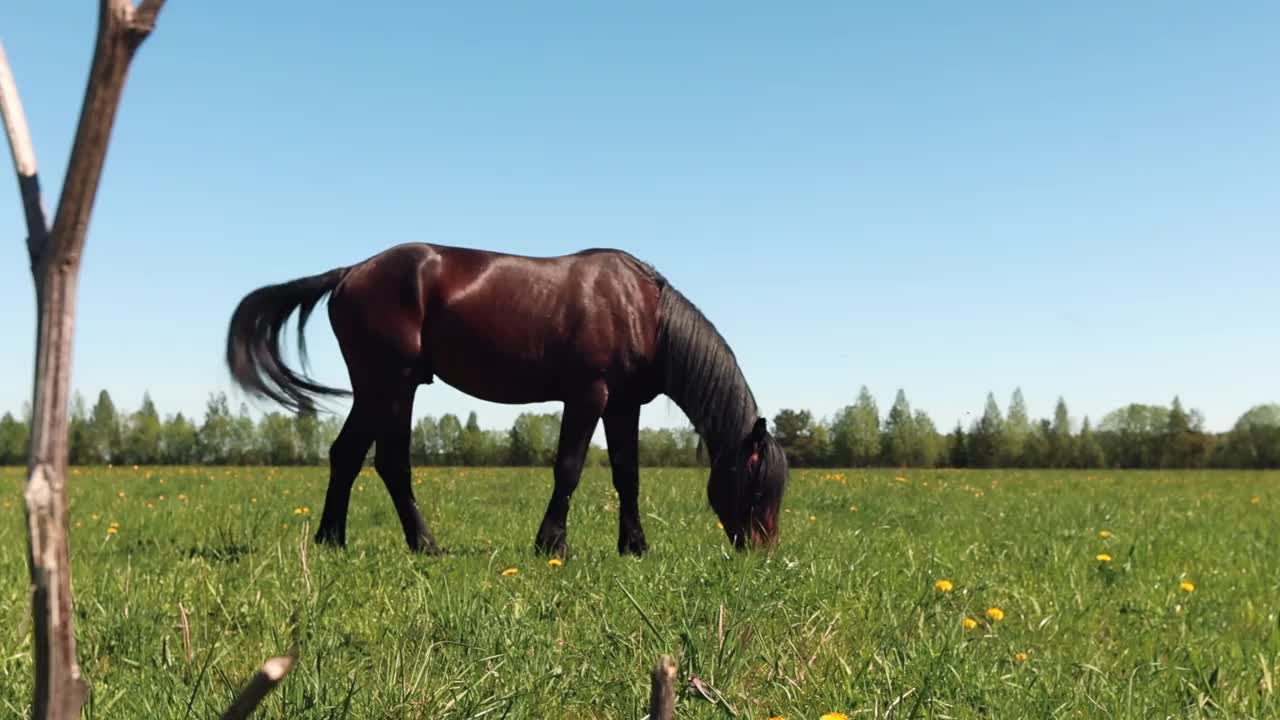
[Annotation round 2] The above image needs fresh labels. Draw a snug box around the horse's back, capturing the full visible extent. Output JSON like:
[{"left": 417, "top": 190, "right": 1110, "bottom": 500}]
[{"left": 331, "top": 242, "right": 664, "bottom": 404}]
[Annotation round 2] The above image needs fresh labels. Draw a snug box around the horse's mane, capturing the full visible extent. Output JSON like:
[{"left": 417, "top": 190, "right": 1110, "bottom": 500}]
[{"left": 652, "top": 276, "right": 760, "bottom": 462}]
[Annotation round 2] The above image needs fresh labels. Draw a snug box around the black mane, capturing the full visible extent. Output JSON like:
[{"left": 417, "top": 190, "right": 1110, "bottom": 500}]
[{"left": 653, "top": 280, "right": 760, "bottom": 463}]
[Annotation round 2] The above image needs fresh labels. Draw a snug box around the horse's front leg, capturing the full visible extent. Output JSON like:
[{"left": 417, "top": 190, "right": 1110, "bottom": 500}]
[
  {"left": 534, "top": 384, "right": 607, "bottom": 558},
  {"left": 603, "top": 403, "right": 648, "bottom": 556}
]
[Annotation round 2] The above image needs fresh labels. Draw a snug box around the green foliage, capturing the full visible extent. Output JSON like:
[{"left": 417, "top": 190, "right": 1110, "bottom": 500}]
[
  {"left": 1, "top": 465, "right": 1276, "bottom": 717},
  {"left": 2, "top": 388, "right": 1278, "bottom": 470},
  {"left": 829, "top": 386, "right": 880, "bottom": 467}
]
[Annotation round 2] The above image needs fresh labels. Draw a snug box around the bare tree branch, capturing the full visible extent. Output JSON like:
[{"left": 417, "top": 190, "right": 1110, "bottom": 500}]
[
  {"left": 0, "top": 39, "right": 49, "bottom": 268},
  {"left": 649, "top": 655, "right": 677, "bottom": 720},
  {"left": 218, "top": 653, "right": 298, "bottom": 720},
  {"left": 1, "top": 1, "right": 166, "bottom": 717}
]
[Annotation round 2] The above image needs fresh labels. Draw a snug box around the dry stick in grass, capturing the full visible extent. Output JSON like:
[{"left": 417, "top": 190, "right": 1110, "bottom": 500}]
[
  {"left": 649, "top": 655, "right": 677, "bottom": 720},
  {"left": 218, "top": 651, "right": 299, "bottom": 720},
  {"left": 1, "top": 2, "right": 166, "bottom": 717},
  {"left": 178, "top": 603, "right": 193, "bottom": 664}
]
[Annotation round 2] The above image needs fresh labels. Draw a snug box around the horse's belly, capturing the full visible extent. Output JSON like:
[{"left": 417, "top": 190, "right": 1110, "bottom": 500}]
[{"left": 427, "top": 329, "right": 570, "bottom": 405}]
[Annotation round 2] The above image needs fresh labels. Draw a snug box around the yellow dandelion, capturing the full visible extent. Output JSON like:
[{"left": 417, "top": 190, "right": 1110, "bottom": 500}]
[
  {"left": 146, "top": 502, "right": 155, "bottom": 509},
  {"left": 985, "top": 607, "right": 1005, "bottom": 622},
  {"left": 934, "top": 579, "right": 954, "bottom": 593},
  {"left": 849, "top": 505, "right": 858, "bottom": 511},
  {"left": 501, "top": 567, "right": 519, "bottom": 576},
  {"left": 158, "top": 495, "right": 166, "bottom": 501},
  {"left": 117, "top": 491, "right": 126, "bottom": 498},
  {"left": 1250, "top": 497, "right": 1261, "bottom": 505},
  {"left": 1014, "top": 651, "right": 1029, "bottom": 663},
  {"left": 820, "top": 713, "right": 849, "bottom": 720},
  {"left": 808, "top": 515, "right": 816, "bottom": 522},
  {"left": 962, "top": 617, "right": 978, "bottom": 630},
  {"left": 1179, "top": 581, "right": 1195, "bottom": 593},
  {"left": 716, "top": 521, "right": 724, "bottom": 530},
  {"left": 547, "top": 558, "right": 563, "bottom": 568},
  {"left": 1096, "top": 553, "right": 1112, "bottom": 563},
  {"left": 1098, "top": 530, "right": 1112, "bottom": 538},
  {"left": 292, "top": 507, "right": 310, "bottom": 515},
  {"left": 106, "top": 526, "right": 118, "bottom": 535},
  {"left": 2, "top": 501, "right": 11, "bottom": 508}
]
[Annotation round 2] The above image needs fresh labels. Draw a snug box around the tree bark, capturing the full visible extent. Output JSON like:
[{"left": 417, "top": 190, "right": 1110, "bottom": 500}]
[{"left": 0, "top": 1, "right": 165, "bottom": 718}]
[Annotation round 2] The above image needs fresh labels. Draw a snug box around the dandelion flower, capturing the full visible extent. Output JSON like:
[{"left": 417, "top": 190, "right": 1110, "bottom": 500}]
[
  {"left": 934, "top": 579, "right": 954, "bottom": 593},
  {"left": 962, "top": 617, "right": 978, "bottom": 630},
  {"left": 985, "top": 607, "right": 1005, "bottom": 622},
  {"left": 820, "top": 714, "right": 849, "bottom": 720},
  {"left": 547, "top": 558, "right": 563, "bottom": 568},
  {"left": 146, "top": 502, "right": 155, "bottom": 509},
  {"left": 1251, "top": 497, "right": 1261, "bottom": 505},
  {"left": 1096, "top": 553, "right": 1112, "bottom": 562},
  {"left": 106, "top": 526, "right": 118, "bottom": 535},
  {"left": 1098, "top": 530, "right": 1112, "bottom": 538},
  {"left": 808, "top": 515, "right": 816, "bottom": 522},
  {"left": 501, "top": 567, "right": 519, "bottom": 576},
  {"left": 1014, "top": 651, "right": 1029, "bottom": 663},
  {"left": 1179, "top": 581, "right": 1195, "bottom": 593}
]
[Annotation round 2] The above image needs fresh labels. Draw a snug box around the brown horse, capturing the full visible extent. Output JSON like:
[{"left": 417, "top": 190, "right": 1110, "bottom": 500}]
[{"left": 225, "top": 242, "right": 788, "bottom": 557}]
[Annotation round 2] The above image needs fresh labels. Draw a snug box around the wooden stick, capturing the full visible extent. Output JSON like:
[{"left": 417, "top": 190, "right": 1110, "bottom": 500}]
[
  {"left": 649, "top": 655, "right": 677, "bottom": 720},
  {"left": 1, "top": 2, "right": 166, "bottom": 717},
  {"left": 218, "top": 653, "right": 298, "bottom": 720}
]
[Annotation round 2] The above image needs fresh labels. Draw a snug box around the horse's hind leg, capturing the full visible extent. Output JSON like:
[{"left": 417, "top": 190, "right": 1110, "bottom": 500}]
[
  {"left": 315, "top": 400, "right": 375, "bottom": 548},
  {"left": 374, "top": 382, "right": 443, "bottom": 555},
  {"left": 534, "top": 383, "right": 608, "bottom": 558}
]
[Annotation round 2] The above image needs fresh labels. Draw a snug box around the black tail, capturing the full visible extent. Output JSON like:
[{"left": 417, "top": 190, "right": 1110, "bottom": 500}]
[{"left": 226, "top": 267, "right": 351, "bottom": 415}]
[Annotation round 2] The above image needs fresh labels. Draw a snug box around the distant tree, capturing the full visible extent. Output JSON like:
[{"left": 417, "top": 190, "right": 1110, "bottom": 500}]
[
  {"left": 259, "top": 412, "right": 300, "bottom": 465},
  {"left": 86, "top": 389, "right": 122, "bottom": 464},
  {"left": 412, "top": 415, "right": 441, "bottom": 465},
  {"left": 162, "top": 413, "right": 198, "bottom": 464},
  {"left": 911, "top": 409, "right": 942, "bottom": 467},
  {"left": 0, "top": 412, "right": 28, "bottom": 464},
  {"left": 1099, "top": 403, "right": 1169, "bottom": 468},
  {"left": 772, "top": 409, "right": 826, "bottom": 467},
  {"left": 508, "top": 412, "right": 559, "bottom": 466},
  {"left": 1003, "top": 388, "right": 1031, "bottom": 466},
  {"left": 882, "top": 389, "right": 917, "bottom": 466},
  {"left": 121, "top": 392, "right": 163, "bottom": 464},
  {"left": 438, "top": 413, "right": 463, "bottom": 465},
  {"left": 197, "top": 392, "right": 235, "bottom": 464},
  {"left": 459, "top": 411, "right": 492, "bottom": 465},
  {"left": 945, "top": 421, "right": 968, "bottom": 468},
  {"left": 68, "top": 392, "right": 90, "bottom": 465},
  {"left": 1048, "top": 397, "right": 1073, "bottom": 468},
  {"left": 1021, "top": 419, "right": 1051, "bottom": 468},
  {"left": 830, "top": 386, "right": 879, "bottom": 466},
  {"left": 967, "top": 392, "right": 1005, "bottom": 468},
  {"left": 293, "top": 410, "right": 325, "bottom": 464},
  {"left": 1221, "top": 403, "right": 1280, "bottom": 469},
  {"left": 1075, "top": 416, "right": 1106, "bottom": 468}
]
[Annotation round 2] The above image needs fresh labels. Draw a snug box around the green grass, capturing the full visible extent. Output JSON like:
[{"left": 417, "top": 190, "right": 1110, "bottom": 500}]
[{"left": 1, "top": 465, "right": 1278, "bottom": 719}]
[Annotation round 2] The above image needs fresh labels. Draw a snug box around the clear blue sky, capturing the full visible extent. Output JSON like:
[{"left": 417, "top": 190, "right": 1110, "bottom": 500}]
[{"left": 2, "top": 2, "right": 1276, "bottom": 440}]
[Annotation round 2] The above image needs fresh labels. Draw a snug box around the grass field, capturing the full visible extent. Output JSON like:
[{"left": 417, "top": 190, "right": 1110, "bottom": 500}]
[{"left": 1, "top": 465, "right": 1278, "bottom": 719}]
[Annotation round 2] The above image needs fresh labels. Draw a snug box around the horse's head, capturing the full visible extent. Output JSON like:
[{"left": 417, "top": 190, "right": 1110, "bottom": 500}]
[{"left": 708, "top": 416, "right": 789, "bottom": 550}]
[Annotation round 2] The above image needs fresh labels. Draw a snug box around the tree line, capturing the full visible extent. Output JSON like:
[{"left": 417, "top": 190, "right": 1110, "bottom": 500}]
[{"left": 0, "top": 387, "right": 1277, "bottom": 469}]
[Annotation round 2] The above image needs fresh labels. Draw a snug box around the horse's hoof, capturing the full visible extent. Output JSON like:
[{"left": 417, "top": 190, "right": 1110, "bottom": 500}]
[
  {"left": 534, "top": 528, "right": 568, "bottom": 558},
  {"left": 618, "top": 536, "right": 649, "bottom": 557},
  {"left": 314, "top": 530, "right": 345, "bottom": 548}
]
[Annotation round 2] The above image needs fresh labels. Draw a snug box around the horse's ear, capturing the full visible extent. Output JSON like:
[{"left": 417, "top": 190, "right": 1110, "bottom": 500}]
[{"left": 751, "top": 417, "right": 767, "bottom": 441}]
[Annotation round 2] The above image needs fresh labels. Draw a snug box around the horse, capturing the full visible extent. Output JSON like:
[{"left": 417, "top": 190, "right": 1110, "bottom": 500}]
[{"left": 225, "top": 242, "right": 788, "bottom": 557}]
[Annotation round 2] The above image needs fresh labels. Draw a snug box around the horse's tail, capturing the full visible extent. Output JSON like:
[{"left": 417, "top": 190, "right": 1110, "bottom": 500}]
[{"left": 225, "top": 266, "right": 352, "bottom": 415}]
